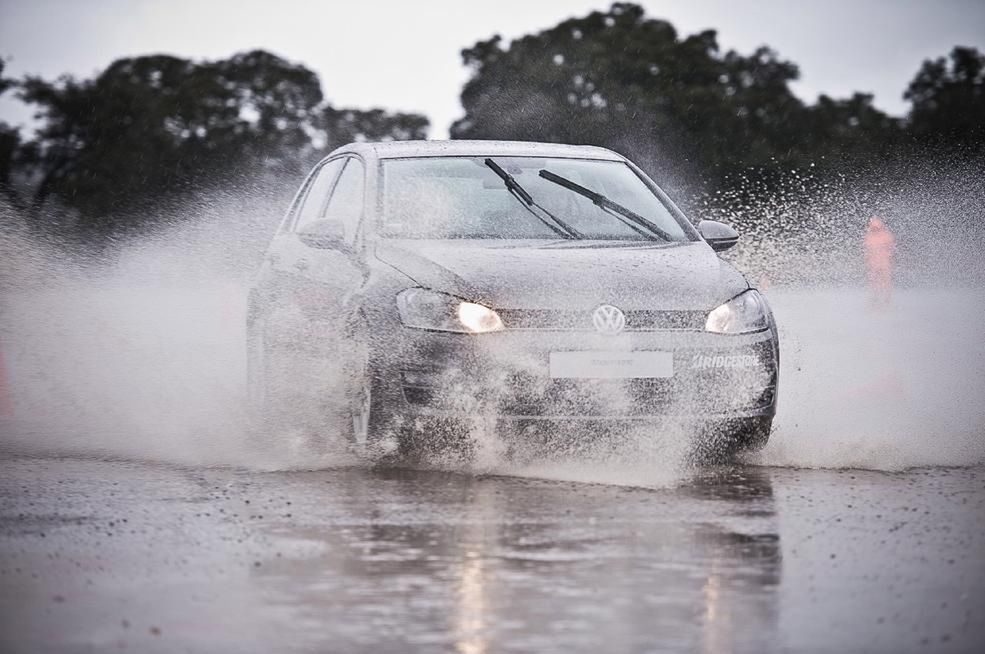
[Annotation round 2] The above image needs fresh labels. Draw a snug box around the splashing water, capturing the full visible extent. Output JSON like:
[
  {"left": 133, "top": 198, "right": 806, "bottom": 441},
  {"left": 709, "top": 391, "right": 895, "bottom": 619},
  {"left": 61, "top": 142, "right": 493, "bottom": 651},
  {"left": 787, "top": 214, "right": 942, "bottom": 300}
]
[
  {"left": 759, "top": 287, "right": 985, "bottom": 469},
  {"left": 1, "top": 165, "right": 983, "bottom": 483}
]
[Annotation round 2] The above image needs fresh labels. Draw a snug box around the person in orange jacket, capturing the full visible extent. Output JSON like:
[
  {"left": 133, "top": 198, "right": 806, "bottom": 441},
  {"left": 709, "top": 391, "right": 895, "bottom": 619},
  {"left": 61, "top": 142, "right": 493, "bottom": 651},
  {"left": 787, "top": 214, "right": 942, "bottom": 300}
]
[{"left": 864, "top": 217, "right": 895, "bottom": 308}]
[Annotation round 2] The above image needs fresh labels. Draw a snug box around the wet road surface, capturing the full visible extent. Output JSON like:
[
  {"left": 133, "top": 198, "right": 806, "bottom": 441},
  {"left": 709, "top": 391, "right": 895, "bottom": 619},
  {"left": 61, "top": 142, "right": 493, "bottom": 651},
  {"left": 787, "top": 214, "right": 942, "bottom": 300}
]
[{"left": 0, "top": 456, "right": 983, "bottom": 653}]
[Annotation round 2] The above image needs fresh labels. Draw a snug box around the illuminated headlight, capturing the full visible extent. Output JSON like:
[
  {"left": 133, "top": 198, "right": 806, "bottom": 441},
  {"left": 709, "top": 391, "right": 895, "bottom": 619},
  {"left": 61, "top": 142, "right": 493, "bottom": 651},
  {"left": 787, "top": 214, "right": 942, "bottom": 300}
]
[
  {"left": 396, "top": 288, "right": 504, "bottom": 333},
  {"left": 705, "top": 290, "right": 770, "bottom": 334}
]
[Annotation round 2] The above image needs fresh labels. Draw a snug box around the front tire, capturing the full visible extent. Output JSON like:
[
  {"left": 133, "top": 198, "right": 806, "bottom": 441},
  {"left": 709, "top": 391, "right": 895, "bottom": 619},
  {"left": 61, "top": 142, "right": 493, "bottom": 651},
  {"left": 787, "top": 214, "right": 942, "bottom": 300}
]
[
  {"left": 735, "top": 417, "right": 772, "bottom": 452},
  {"left": 350, "top": 373, "right": 372, "bottom": 447},
  {"left": 340, "top": 318, "right": 401, "bottom": 460},
  {"left": 689, "top": 417, "right": 773, "bottom": 464}
]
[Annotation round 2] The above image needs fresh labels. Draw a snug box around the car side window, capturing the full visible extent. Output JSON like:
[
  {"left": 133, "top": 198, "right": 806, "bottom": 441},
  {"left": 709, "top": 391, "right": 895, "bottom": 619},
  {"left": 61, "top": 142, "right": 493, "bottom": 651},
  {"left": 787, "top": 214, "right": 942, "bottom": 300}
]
[
  {"left": 324, "top": 158, "right": 365, "bottom": 244},
  {"left": 295, "top": 159, "right": 344, "bottom": 232}
]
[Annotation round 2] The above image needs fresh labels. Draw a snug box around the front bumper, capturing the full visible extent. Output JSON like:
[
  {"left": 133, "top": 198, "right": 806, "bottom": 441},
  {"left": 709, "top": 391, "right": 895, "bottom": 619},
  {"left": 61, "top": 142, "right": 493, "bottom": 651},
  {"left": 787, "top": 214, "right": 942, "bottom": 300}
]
[{"left": 372, "top": 324, "right": 778, "bottom": 422}]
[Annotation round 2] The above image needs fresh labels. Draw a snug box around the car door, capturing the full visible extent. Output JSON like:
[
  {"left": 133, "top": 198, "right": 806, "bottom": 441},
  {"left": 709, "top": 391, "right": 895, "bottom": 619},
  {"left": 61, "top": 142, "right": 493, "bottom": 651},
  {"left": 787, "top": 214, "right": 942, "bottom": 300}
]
[
  {"left": 255, "top": 157, "right": 343, "bottom": 320},
  {"left": 258, "top": 156, "right": 366, "bottom": 341},
  {"left": 289, "top": 156, "right": 367, "bottom": 320}
]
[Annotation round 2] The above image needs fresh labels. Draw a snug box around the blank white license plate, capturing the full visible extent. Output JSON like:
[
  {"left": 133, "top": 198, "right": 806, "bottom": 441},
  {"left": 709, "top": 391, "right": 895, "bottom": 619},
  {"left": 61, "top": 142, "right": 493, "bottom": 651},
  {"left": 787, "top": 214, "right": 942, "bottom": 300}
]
[{"left": 549, "top": 351, "right": 674, "bottom": 379}]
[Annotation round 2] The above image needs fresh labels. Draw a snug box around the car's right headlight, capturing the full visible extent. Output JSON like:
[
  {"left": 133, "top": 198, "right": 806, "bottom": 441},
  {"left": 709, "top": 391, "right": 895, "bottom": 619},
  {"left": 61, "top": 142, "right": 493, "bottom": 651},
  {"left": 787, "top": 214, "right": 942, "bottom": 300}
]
[
  {"left": 705, "top": 290, "right": 770, "bottom": 334},
  {"left": 396, "top": 288, "right": 504, "bottom": 333}
]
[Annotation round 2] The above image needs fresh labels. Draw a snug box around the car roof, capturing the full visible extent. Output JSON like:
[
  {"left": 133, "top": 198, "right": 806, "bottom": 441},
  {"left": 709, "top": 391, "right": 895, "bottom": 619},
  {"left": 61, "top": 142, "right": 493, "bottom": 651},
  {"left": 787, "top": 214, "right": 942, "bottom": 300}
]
[{"left": 328, "top": 140, "right": 626, "bottom": 162}]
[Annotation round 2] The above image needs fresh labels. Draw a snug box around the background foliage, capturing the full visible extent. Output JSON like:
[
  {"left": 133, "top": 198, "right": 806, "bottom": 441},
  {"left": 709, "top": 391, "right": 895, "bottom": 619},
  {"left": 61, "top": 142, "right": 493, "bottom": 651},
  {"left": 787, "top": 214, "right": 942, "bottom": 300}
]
[
  {"left": 0, "top": 2, "right": 982, "bottom": 244},
  {"left": 0, "top": 51, "right": 427, "bottom": 240}
]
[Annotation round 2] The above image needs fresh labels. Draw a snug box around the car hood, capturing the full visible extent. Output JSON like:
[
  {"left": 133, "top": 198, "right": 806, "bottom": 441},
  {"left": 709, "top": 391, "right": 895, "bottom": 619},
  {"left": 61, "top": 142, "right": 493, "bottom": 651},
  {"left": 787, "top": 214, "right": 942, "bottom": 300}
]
[{"left": 374, "top": 239, "right": 748, "bottom": 311}]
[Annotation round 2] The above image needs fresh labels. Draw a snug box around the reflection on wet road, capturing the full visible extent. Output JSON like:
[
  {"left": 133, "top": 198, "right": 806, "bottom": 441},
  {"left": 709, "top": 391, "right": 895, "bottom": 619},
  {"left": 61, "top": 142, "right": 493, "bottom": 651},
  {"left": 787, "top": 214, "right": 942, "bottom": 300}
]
[{"left": 0, "top": 458, "right": 982, "bottom": 653}]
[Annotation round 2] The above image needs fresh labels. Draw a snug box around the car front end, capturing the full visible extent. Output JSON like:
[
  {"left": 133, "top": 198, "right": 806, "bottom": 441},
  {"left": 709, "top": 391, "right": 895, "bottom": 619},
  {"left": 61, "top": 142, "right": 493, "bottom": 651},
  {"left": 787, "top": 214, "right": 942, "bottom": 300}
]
[
  {"left": 263, "top": 141, "right": 782, "bottom": 457},
  {"left": 362, "top": 277, "right": 778, "bottom": 452}
]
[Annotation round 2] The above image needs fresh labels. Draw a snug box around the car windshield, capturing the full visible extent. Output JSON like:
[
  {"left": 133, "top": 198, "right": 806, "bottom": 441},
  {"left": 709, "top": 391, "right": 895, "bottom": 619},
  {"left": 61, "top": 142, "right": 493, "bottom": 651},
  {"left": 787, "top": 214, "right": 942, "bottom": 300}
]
[{"left": 379, "top": 156, "right": 691, "bottom": 241}]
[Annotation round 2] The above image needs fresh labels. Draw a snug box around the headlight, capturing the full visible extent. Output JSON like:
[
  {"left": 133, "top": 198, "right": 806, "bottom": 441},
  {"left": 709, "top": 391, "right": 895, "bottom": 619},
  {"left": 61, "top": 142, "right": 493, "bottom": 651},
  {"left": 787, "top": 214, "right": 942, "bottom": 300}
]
[
  {"left": 396, "top": 288, "right": 504, "bottom": 333},
  {"left": 705, "top": 290, "right": 769, "bottom": 334}
]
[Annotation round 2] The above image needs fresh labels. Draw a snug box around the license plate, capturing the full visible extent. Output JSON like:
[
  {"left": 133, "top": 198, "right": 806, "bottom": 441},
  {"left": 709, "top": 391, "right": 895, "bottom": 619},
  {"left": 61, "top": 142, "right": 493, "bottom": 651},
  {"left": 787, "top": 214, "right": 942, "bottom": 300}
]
[{"left": 549, "top": 351, "right": 674, "bottom": 379}]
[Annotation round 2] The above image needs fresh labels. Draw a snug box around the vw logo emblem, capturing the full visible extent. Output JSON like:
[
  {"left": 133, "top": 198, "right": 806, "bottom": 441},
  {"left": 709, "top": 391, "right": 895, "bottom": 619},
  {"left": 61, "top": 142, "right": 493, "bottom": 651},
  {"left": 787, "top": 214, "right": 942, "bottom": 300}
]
[{"left": 592, "top": 304, "right": 626, "bottom": 335}]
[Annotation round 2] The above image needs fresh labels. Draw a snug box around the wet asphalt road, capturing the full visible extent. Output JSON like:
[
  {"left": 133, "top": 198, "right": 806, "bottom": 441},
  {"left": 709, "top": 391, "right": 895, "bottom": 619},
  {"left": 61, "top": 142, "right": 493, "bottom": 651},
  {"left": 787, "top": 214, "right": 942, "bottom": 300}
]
[{"left": 0, "top": 456, "right": 983, "bottom": 654}]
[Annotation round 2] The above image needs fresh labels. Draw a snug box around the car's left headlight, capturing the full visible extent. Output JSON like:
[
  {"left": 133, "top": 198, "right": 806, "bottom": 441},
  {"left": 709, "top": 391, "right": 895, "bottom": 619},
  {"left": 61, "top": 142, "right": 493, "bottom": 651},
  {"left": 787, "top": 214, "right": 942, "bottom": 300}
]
[
  {"left": 396, "top": 288, "right": 504, "bottom": 333},
  {"left": 705, "top": 290, "right": 770, "bottom": 334}
]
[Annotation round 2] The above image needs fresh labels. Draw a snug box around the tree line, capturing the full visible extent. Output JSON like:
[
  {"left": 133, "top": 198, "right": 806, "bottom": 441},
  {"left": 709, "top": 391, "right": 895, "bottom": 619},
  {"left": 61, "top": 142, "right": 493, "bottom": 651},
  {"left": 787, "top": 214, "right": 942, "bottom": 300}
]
[
  {"left": 0, "top": 50, "right": 427, "bottom": 238},
  {"left": 1, "top": 2, "right": 982, "bottom": 242}
]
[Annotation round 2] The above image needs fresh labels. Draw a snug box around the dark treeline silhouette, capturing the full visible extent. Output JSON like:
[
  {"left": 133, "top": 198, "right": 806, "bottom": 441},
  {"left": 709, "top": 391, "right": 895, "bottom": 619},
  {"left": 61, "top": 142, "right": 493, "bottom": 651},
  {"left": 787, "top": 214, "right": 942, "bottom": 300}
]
[
  {"left": 0, "top": 51, "right": 427, "bottom": 240},
  {"left": 453, "top": 4, "right": 983, "bottom": 202},
  {"left": 1, "top": 2, "right": 983, "bottom": 243}
]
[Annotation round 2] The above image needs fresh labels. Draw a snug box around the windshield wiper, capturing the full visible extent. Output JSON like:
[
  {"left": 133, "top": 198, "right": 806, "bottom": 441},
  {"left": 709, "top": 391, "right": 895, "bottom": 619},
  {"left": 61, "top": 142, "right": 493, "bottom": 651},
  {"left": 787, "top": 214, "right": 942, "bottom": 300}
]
[
  {"left": 538, "top": 169, "right": 674, "bottom": 242},
  {"left": 484, "top": 158, "right": 581, "bottom": 239}
]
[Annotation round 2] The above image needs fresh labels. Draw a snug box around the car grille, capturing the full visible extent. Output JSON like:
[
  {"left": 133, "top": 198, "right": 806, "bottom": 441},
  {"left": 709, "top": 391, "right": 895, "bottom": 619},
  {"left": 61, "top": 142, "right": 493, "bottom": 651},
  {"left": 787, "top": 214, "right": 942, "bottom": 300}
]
[
  {"left": 497, "top": 309, "right": 707, "bottom": 331},
  {"left": 400, "top": 343, "right": 777, "bottom": 417},
  {"left": 493, "top": 375, "right": 774, "bottom": 417}
]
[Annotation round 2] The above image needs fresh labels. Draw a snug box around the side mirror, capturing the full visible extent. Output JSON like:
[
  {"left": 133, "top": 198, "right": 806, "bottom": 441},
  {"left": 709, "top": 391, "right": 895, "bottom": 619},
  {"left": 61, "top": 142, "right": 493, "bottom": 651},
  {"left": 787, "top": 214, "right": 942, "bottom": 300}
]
[
  {"left": 697, "top": 220, "right": 739, "bottom": 252},
  {"left": 298, "top": 219, "right": 348, "bottom": 251}
]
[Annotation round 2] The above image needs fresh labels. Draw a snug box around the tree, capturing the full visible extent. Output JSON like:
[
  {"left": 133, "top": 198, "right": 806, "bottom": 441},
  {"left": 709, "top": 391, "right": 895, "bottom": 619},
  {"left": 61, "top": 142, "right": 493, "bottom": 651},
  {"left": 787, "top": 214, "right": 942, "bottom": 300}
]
[
  {"left": 450, "top": 2, "right": 909, "bottom": 203},
  {"left": 451, "top": 3, "right": 821, "bottom": 187},
  {"left": 905, "top": 46, "right": 985, "bottom": 154},
  {"left": 319, "top": 107, "right": 428, "bottom": 146},
  {"left": 0, "top": 59, "right": 22, "bottom": 207},
  {"left": 802, "top": 93, "right": 902, "bottom": 166},
  {"left": 18, "top": 50, "right": 428, "bottom": 238}
]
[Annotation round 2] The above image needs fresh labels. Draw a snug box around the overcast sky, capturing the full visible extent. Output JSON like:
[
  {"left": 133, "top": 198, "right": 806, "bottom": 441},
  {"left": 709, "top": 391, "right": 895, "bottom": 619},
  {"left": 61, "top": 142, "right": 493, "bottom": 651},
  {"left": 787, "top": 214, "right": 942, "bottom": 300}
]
[{"left": 2, "top": 0, "right": 984, "bottom": 137}]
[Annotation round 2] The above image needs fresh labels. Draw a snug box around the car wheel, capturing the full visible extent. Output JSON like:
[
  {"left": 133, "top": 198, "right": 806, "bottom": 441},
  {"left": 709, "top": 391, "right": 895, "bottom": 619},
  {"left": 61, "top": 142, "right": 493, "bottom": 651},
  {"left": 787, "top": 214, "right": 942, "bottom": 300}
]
[
  {"left": 689, "top": 417, "right": 773, "bottom": 464},
  {"left": 341, "top": 318, "right": 399, "bottom": 460},
  {"left": 737, "top": 417, "right": 772, "bottom": 452},
  {"left": 349, "top": 367, "right": 372, "bottom": 447}
]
